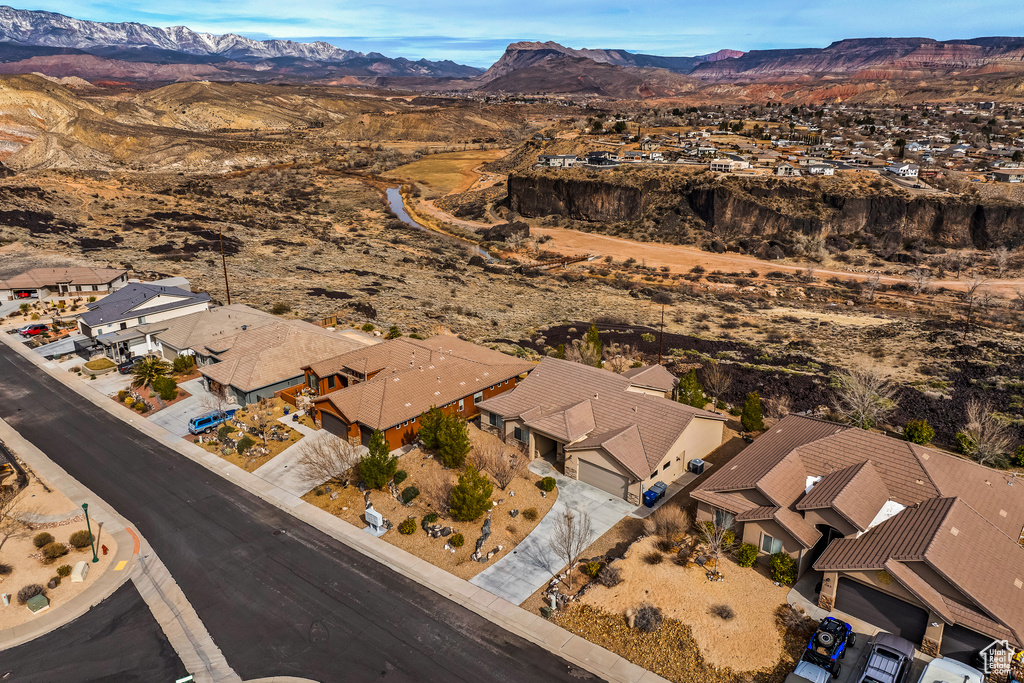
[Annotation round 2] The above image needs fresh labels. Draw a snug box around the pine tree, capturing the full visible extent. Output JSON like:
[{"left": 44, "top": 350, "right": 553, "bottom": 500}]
[
  {"left": 437, "top": 415, "right": 471, "bottom": 469},
  {"left": 583, "top": 324, "right": 603, "bottom": 367},
  {"left": 741, "top": 392, "right": 765, "bottom": 432},
  {"left": 677, "top": 369, "right": 706, "bottom": 409},
  {"left": 417, "top": 406, "right": 443, "bottom": 450},
  {"left": 449, "top": 466, "right": 493, "bottom": 522},
  {"left": 359, "top": 430, "right": 397, "bottom": 489}
]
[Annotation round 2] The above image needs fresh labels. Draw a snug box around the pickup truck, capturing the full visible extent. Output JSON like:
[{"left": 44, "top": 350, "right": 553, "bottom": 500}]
[
  {"left": 188, "top": 409, "right": 238, "bottom": 435},
  {"left": 856, "top": 632, "right": 915, "bottom": 683}
]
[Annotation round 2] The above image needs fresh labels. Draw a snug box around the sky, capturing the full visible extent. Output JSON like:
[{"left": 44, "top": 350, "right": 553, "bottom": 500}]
[{"left": 18, "top": 0, "right": 1024, "bottom": 67}]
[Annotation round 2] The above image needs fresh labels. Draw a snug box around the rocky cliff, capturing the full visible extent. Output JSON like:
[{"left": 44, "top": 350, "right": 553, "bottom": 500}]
[{"left": 508, "top": 171, "right": 1024, "bottom": 249}]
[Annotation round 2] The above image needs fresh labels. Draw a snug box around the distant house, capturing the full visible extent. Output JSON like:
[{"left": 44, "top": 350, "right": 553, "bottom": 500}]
[
  {"left": 639, "top": 139, "right": 660, "bottom": 152},
  {"left": 310, "top": 336, "right": 533, "bottom": 450},
  {"left": 807, "top": 163, "right": 835, "bottom": 176},
  {"left": 79, "top": 282, "right": 210, "bottom": 342},
  {"left": 993, "top": 168, "right": 1024, "bottom": 183},
  {"left": 198, "top": 320, "right": 367, "bottom": 406},
  {"left": 537, "top": 154, "right": 580, "bottom": 168},
  {"left": 585, "top": 151, "right": 619, "bottom": 167},
  {"left": 710, "top": 159, "right": 749, "bottom": 172},
  {"left": 886, "top": 163, "right": 920, "bottom": 178},
  {"left": 0, "top": 267, "right": 127, "bottom": 301},
  {"left": 478, "top": 358, "right": 725, "bottom": 504},
  {"left": 776, "top": 162, "right": 802, "bottom": 177},
  {"left": 622, "top": 151, "right": 643, "bottom": 162},
  {"left": 152, "top": 304, "right": 280, "bottom": 361}
]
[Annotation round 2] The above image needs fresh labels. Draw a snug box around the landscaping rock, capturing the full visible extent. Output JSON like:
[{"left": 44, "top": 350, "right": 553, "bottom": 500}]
[{"left": 440, "top": 527, "right": 452, "bottom": 537}]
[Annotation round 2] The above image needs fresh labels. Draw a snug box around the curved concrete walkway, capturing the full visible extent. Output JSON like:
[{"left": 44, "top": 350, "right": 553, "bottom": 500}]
[{"left": 470, "top": 459, "right": 633, "bottom": 605}]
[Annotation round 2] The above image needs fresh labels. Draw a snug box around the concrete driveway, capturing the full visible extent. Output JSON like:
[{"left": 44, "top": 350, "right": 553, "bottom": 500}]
[
  {"left": 470, "top": 459, "right": 633, "bottom": 605},
  {"left": 147, "top": 377, "right": 237, "bottom": 437}
]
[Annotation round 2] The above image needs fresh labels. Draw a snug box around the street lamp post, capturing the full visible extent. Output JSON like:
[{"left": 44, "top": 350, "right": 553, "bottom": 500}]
[{"left": 81, "top": 503, "right": 99, "bottom": 563}]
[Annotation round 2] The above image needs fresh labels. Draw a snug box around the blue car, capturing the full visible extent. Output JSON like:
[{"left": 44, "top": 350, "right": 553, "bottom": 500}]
[
  {"left": 801, "top": 617, "right": 856, "bottom": 679},
  {"left": 188, "top": 409, "right": 237, "bottom": 435}
]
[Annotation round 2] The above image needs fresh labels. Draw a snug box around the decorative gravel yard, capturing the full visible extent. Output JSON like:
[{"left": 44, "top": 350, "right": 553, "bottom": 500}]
[{"left": 189, "top": 398, "right": 311, "bottom": 471}]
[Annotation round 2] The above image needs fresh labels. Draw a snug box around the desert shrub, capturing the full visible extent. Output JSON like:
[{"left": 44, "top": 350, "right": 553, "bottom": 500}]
[
  {"left": 133, "top": 401, "right": 146, "bottom": 411},
  {"left": 42, "top": 542, "right": 68, "bottom": 561},
  {"left": 597, "top": 565, "right": 622, "bottom": 587},
  {"left": 741, "top": 392, "right": 765, "bottom": 432},
  {"left": 56, "top": 564, "right": 72, "bottom": 578},
  {"left": 270, "top": 302, "right": 291, "bottom": 315},
  {"left": 522, "top": 507, "right": 538, "bottom": 521},
  {"left": 903, "top": 419, "right": 935, "bottom": 445},
  {"left": 401, "top": 486, "right": 420, "bottom": 504},
  {"left": 776, "top": 604, "right": 816, "bottom": 634},
  {"left": 955, "top": 430, "right": 976, "bottom": 456},
  {"left": 634, "top": 604, "right": 663, "bottom": 632},
  {"left": 117, "top": 390, "right": 128, "bottom": 402},
  {"left": 152, "top": 376, "right": 178, "bottom": 401},
  {"left": 582, "top": 561, "right": 602, "bottom": 578},
  {"left": 736, "top": 543, "right": 758, "bottom": 568},
  {"left": 217, "top": 424, "right": 234, "bottom": 441},
  {"left": 172, "top": 354, "right": 195, "bottom": 373},
  {"left": 361, "top": 323, "right": 375, "bottom": 332},
  {"left": 769, "top": 552, "right": 797, "bottom": 585},
  {"left": 69, "top": 530, "right": 92, "bottom": 549},
  {"left": 1013, "top": 445, "right": 1024, "bottom": 468},
  {"left": 398, "top": 518, "right": 417, "bottom": 535},
  {"left": 643, "top": 505, "right": 689, "bottom": 540},
  {"left": 643, "top": 551, "right": 664, "bottom": 565},
  {"left": 17, "top": 584, "right": 44, "bottom": 604},
  {"left": 0, "top": 562, "right": 12, "bottom": 576},
  {"left": 236, "top": 435, "right": 255, "bottom": 454},
  {"left": 313, "top": 486, "right": 325, "bottom": 496},
  {"left": 722, "top": 529, "right": 736, "bottom": 546},
  {"left": 449, "top": 466, "right": 493, "bottom": 521},
  {"left": 393, "top": 470, "right": 408, "bottom": 486},
  {"left": 450, "top": 532, "right": 465, "bottom": 547},
  {"left": 423, "top": 513, "right": 439, "bottom": 524},
  {"left": 655, "top": 538, "right": 674, "bottom": 553},
  {"left": 539, "top": 477, "right": 556, "bottom": 492},
  {"left": 675, "top": 546, "right": 693, "bottom": 566},
  {"left": 709, "top": 604, "right": 736, "bottom": 620},
  {"left": 385, "top": 326, "right": 402, "bottom": 339},
  {"left": 33, "top": 532, "right": 54, "bottom": 548}
]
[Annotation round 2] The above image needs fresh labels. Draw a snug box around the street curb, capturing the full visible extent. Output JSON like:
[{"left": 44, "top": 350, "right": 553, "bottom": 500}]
[{"left": 0, "top": 332, "right": 669, "bottom": 683}]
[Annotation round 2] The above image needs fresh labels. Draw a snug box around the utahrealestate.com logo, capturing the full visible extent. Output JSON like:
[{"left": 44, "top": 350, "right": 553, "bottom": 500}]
[{"left": 979, "top": 639, "right": 1018, "bottom": 675}]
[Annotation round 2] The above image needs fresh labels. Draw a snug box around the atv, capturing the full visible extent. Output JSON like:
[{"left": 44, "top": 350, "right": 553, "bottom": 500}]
[{"left": 800, "top": 616, "right": 856, "bottom": 679}]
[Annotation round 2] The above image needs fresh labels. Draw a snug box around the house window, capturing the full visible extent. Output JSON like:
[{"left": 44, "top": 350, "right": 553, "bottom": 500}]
[
  {"left": 138, "top": 316, "right": 145, "bottom": 324},
  {"left": 760, "top": 533, "right": 783, "bottom": 555},
  {"left": 458, "top": 399, "right": 464, "bottom": 411},
  {"left": 308, "top": 374, "right": 317, "bottom": 390},
  {"left": 488, "top": 412, "right": 503, "bottom": 428},
  {"left": 714, "top": 509, "right": 735, "bottom": 529},
  {"left": 473, "top": 391, "right": 483, "bottom": 404},
  {"left": 327, "top": 376, "right": 336, "bottom": 390},
  {"left": 662, "top": 462, "right": 670, "bottom": 471},
  {"left": 514, "top": 425, "right": 529, "bottom": 443}
]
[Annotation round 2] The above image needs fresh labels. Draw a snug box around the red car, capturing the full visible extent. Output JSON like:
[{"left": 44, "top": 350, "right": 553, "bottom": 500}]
[{"left": 17, "top": 324, "right": 49, "bottom": 337}]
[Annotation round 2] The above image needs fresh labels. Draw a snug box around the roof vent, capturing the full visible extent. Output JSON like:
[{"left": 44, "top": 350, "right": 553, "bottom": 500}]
[
  {"left": 950, "top": 527, "right": 959, "bottom": 537},
  {"left": 1000, "top": 509, "right": 1008, "bottom": 517},
  {"left": 1015, "top": 579, "right": 1023, "bottom": 589}
]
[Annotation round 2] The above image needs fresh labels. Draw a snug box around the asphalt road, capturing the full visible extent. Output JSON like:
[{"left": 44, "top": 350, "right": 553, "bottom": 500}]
[
  {"left": 1, "top": 582, "right": 187, "bottom": 683},
  {"left": 0, "top": 346, "right": 593, "bottom": 683}
]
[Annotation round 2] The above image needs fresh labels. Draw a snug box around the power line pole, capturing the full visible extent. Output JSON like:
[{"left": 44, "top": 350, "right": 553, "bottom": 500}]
[{"left": 219, "top": 229, "right": 231, "bottom": 305}]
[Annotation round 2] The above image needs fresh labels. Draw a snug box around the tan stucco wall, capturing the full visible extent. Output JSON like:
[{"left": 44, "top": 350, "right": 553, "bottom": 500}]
[{"left": 803, "top": 508, "right": 859, "bottom": 538}]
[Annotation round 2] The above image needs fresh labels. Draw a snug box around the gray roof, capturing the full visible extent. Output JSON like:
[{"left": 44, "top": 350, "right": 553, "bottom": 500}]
[{"left": 80, "top": 283, "right": 210, "bottom": 327}]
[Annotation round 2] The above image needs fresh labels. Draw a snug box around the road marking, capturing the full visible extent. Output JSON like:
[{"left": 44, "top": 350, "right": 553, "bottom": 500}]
[
  {"left": 115, "top": 560, "right": 127, "bottom": 571},
  {"left": 126, "top": 526, "right": 140, "bottom": 554}
]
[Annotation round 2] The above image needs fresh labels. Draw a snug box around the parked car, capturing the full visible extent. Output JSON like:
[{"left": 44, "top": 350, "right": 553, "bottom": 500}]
[
  {"left": 801, "top": 617, "right": 856, "bottom": 679},
  {"left": 17, "top": 324, "right": 48, "bottom": 337},
  {"left": 785, "top": 660, "right": 832, "bottom": 683},
  {"left": 915, "top": 657, "right": 984, "bottom": 683},
  {"left": 117, "top": 357, "right": 143, "bottom": 374},
  {"left": 188, "top": 409, "right": 238, "bottom": 435},
  {"left": 643, "top": 481, "right": 668, "bottom": 508},
  {"left": 857, "top": 632, "right": 915, "bottom": 683}
]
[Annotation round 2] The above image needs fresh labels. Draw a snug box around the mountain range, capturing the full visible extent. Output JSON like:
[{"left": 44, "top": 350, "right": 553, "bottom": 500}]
[{"left": 0, "top": 5, "right": 1022, "bottom": 99}]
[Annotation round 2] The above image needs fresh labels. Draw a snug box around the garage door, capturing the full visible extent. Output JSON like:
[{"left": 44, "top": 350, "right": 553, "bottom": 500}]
[
  {"left": 578, "top": 460, "right": 630, "bottom": 499},
  {"left": 320, "top": 412, "right": 349, "bottom": 439},
  {"left": 835, "top": 579, "right": 928, "bottom": 643},
  {"left": 940, "top": 624, "right": 995, "bottom": 663}
]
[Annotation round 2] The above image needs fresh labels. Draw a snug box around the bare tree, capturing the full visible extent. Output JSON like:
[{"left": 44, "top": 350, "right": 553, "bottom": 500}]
[
  {"left": 549, "top": 508, "right": 594, "bottom": 589},
  {"left": 832, "top": 363, "right": 900, "bottom": 429},
  {"left": 994, "top": 246, "right": 1010, "bottom": 278},
  {"left": 763, "top": 393, "right": 793, "bottom": 419},
  {"left": 294, "top": 432, "right": 360, "bottom": 489},
  {"left": 962, "top": 399, "right": 1013, "bottom": 467},
  {"left": 419, "top": 469, "right": 453, "bottom": 514},
  {"left": 480, "top": 445, "right": 527, "bottom": 491},
  {"left": 0, "top": 487, "right": 30, "bottom": 554},
  {"left": 698, "top": 516, "right": 736, "bottom": 574},
  {"left": 962, "top": 277, "right": 987, "bottom": 340},
  {"left": 200, "top": 384, "right": 236, "bottom": 417},
  {"left": 863, "top": 274, "right": 881, "bottom": 302},
  {"left": 909, "top": 268, "right": 932, "bottom": 295},
  {"left": 701, "top": 362, "right": 733, "bottom": 413}
]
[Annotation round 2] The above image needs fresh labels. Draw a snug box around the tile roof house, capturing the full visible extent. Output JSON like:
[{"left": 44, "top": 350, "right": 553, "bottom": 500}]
[
  {"left": 153, "top": 304, "right": 280, "bottom": 361},
  {"left": 198, "top": 320, "right": 365, "bottom": 406},
  {"left": 310, "top": 336, "right": 534, "bottom": 450},
  {"left": 0, "top": 267, "right": 127, "bottom": 301},
  {"left": 478, "top": 358, "right": 725, "bottom": 505},
  {"left": 691, "top": 414, "right": 1024, "bottom": 656},
  {"left": 78, "top": 283, "right": 211, "bottom": 342}
]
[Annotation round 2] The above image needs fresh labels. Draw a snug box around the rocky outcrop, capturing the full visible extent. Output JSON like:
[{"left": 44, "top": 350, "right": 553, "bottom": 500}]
[{"left": 508, "top": 172, "right": 1024, "bottom": 248}]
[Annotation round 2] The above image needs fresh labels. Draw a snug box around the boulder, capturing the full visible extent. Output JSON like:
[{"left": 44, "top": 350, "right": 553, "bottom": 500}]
[{"left": 480, "top": 221, "right": 530, "bottom": 243}]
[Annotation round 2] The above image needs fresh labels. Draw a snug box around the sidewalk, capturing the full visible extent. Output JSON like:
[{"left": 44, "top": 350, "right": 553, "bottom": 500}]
[{"left": 0, "top": 327, "right": 670, "bottom": 683}]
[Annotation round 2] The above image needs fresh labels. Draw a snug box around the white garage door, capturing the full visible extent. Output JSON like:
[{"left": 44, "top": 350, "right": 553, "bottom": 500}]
[{"left": 578, "top": 460, "right": 630, "bottom": 499}]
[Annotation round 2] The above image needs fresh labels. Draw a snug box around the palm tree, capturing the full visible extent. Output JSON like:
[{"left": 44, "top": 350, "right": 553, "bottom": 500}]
[{"left": 132, "top": 357, "right": 171, "bottom": 389}]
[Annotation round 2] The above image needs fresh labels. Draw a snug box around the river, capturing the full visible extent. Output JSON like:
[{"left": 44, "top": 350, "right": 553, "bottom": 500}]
[{"left": 385, "top": 187, "right": 494, "bottom": 262}]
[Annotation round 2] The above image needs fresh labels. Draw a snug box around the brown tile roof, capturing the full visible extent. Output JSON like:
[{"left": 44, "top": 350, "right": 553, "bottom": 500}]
[
  {"left": 736, "top": 505, "right": 778, "bottom": 522},
  {"left": 796, "top": 461, "right": 890, "bottom": 531},
  {"left": 313, "top": 338, "right": 534, "bottom": 430},
  {"left": 816, "top": 497, "right": 1024, "bottom": 646},
  {"left": 155, "top": 304, "right": 278, "bottom": 353},
  {"left": 0, "top": 266, "right": 125, "bottom": 289},
  {"left": 691, "top": 489, "right": 760, "bottom": 515},
  {"left": 621, "top": 364, "right": 677, "bottom": 393},
  {"left": 481, "top": 358, "right": 724, "bottom": 481},
  {"left": 199, "top": 321, "right": 364, "bottom": 392}
]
